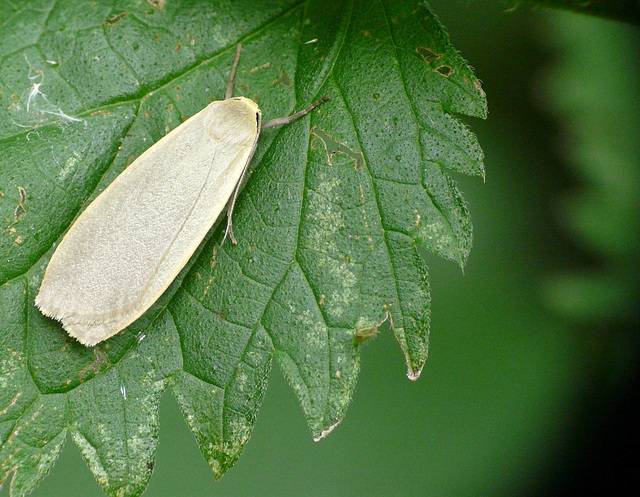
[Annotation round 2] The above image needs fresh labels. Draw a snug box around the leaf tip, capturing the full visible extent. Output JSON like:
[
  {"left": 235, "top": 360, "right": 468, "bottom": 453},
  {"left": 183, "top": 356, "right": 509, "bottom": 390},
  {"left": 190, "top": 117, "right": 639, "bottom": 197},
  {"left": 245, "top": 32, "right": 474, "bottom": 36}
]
[
  {"left": 312, "top": 419, "right": 342, "bottom": 442},
  {"left": 406, "top": 365, "right": 424, "bottom": 381},
  {"left": 402, "top": 347, "right": 426, "bottom": 382}
]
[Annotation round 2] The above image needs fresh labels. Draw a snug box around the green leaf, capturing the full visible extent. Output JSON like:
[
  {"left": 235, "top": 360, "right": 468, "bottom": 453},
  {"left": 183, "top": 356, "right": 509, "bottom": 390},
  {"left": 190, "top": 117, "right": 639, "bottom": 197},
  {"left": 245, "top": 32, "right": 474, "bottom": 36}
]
[{"left": 0, "top": 0, "right": 485, "bottom": 495}]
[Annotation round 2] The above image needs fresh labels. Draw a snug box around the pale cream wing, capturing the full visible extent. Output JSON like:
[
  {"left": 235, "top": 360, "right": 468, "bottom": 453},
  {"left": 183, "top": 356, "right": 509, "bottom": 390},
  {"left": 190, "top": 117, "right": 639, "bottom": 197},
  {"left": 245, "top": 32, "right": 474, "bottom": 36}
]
[{"left": 36, "top": 97, "right": 260, "bottom": 345}]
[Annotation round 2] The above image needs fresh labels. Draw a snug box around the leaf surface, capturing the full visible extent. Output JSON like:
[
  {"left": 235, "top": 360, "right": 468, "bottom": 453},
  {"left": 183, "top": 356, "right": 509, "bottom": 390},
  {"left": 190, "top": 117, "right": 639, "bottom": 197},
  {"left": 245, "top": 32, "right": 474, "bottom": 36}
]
[{"left": 0, "top": 1, "right": 485, "bottom": 495}]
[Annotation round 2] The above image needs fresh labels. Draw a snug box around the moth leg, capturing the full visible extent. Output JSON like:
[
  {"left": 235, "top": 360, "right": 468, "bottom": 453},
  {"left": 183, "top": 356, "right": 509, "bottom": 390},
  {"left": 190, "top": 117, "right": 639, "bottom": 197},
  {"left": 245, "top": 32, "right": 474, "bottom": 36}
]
[
  {"left": 222, "top": 218, "right": 237, "bottom": 245},
  {"left": 221, "top": 158, "right": 250, "bottom": 245},
  {"left": 222, "top": 192, "right": 239, "bottom": 245}
]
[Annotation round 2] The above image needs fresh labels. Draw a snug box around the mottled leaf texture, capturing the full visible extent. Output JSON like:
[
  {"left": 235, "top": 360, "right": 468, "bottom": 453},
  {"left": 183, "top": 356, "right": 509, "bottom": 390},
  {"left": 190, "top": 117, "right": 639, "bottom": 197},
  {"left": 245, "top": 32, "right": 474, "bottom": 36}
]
[{"left": 0, "top": 1, "right": 485, "bottom": 495}]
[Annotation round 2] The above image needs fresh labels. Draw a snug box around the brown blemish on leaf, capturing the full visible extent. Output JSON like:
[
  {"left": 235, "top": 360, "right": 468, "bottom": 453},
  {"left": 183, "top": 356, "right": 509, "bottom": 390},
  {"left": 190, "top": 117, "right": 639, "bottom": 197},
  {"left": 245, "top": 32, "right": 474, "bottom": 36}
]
[
  {"left": 103, "top": 12, "right": 129, "bottom": 26},
  {"left": 79, "top": 348, "right": 111, "bottom": 382},
  {"left": 311, "top": 126, "right": 365, "bottom": 170},
  {"left": 210, "top": 245, "right": 219, "bottom": 269},
  {"left": 270, "top": 70, "right": 292, "bottom": 88},
  {"left": 354, "top": 325, "right": 379, "bottom": 342},
  {"left": 147, "top": 0, "right": 165, "bottom": 9},
  {"left": 0, "top": 392, "right": 21, "bottom": 416},
  {"left": 248, "top": 62, "right": 271, "bottom": 74},
  {"left": 199, "top": 245, "right": 219, "bottom": 301},
  {"left": 17, "top": 187, "right": 27, "bottom": 212},
  {"left": 5, "top": 187, "right": 27, "bottom": 238},
  {"left": 416, "top": 46, "right": 441, "bottom": 63},
  {"left": 4, "top": 403, "right": 44, "bottom": 447},
  {"left": 355, "top": 310, "right": 393, "bottom": 344},
  {"left": 174, "top": 42, "right": 183, "bottom": 52}
]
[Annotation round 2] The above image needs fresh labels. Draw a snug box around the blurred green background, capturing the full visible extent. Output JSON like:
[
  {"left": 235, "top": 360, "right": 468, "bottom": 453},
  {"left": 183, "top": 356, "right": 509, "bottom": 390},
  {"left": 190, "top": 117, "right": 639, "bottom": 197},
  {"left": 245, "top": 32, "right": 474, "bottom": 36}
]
[{"left": 9, "top": 2, "right": 639, "bottom": 496}]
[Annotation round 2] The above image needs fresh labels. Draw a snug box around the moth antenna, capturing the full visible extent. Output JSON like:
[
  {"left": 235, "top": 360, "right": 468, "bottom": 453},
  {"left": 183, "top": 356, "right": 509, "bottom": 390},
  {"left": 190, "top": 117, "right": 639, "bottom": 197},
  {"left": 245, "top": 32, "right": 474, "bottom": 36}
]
[
  {"left": 262, "top": 96, "right": 330, "bottom": 129},
  {"left": 226, "top": 44, "right": 243, "bottom": 100}
]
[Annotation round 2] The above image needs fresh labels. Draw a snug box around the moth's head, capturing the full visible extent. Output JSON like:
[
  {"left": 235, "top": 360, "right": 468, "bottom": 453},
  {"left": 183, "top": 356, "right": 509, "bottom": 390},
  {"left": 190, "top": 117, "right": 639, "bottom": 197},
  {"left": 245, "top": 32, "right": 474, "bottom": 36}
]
[{"left": 206, "top": 97, "right": 261, "bottom": 142}]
